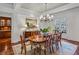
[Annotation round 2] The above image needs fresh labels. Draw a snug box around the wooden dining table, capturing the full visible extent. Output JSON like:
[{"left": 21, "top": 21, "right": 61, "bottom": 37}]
[
  {"left": 29, "top": 35, "right": 47, "bottom": 54},
  {"left": 23, "top": 31, "right": 54, "bottom": 54},
  {"left": 29, "top": 35, "right": 46, "bottom": 43}
]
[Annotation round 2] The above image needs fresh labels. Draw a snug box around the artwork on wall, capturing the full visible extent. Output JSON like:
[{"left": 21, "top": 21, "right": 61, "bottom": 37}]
[{"left": 26, "top": 18, "right": 37, "bottom": 28}]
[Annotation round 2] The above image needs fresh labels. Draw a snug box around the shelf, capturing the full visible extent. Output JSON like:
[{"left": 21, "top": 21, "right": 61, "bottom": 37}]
[
  {"left": 0, "top": 26, "right": 11, "bottom": 27},
  {"left": 0, "top": 30, "right": 11, "bottom": 32}
]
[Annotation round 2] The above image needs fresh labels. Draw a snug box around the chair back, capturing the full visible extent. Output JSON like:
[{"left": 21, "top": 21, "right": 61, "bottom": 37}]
[
  {"left": 20, "top": 35, "right": 25, "bottom": 45},
  {"left": 53, "top": 31, "right": 62, "bottom": 42},
  {"left": 57, "top": 32, "right": 62, "bottom": 41},
  {"left": 44, "top": 34, "right": 52, "bottom": 47}
]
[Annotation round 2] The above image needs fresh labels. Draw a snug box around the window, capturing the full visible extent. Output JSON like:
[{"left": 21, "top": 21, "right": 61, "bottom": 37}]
[{"left": 54, "top": 18, "right": 67, "bottom": 33}]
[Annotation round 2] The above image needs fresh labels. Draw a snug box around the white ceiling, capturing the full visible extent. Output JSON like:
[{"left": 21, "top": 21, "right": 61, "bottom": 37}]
[
  {"left": 0, "top": 3, "right": 68, "bottom": 13},
  {"left": 21, "top": 3, "right": 68, "bottom": 13},
  {"left": 0, "top": 3, "right": 79, "bottom": 16},
  {"left": 0, "top": 3, "right": 14, "bottom": 8}
]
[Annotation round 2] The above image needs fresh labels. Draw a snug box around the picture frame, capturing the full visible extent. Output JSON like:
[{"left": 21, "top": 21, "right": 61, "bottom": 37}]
[{"left": 26, "top": 18, "right": 37, "bottom": 28}]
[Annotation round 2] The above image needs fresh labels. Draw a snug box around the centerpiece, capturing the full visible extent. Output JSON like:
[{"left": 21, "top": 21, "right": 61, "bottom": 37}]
[{"left": 40, "top": 27, "right": 49, "bottom": 35}]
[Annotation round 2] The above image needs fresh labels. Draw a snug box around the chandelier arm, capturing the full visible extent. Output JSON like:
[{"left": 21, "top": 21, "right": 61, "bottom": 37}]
[{"left": 40, "top": 3, "right": 54, "bottom": 21}]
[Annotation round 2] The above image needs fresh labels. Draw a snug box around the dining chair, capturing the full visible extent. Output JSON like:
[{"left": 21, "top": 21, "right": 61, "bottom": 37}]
[
  {"left": 57, "top": 32, "right": 62, "bottom": 46},
  {"left": 29, "top": 35, "right": 39, "bottom": 54},
  {"left": 44, "top": 34, "right": 54, "bottom": 54},
  {"left": 20, "top": 35, "right": 27, "bottom": 54},
  {"left": 53, "top": 31, "right": 62, "bottom": 50},
  {"left": 24, "top": 31, "right": 41, "bottom": 55}
]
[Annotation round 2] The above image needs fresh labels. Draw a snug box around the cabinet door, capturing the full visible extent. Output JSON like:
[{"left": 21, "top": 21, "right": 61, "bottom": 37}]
[
  {"left": 0, "top": 43, "right": 5, "bottom": 52},
  {"left": 0, "top": 31, "right": 11, "bottom": 38},
  {"left": 4, "top": 31, "right": 11, "bottom": 38},
  {"left": 0, "top": 31, "right": 4, "bottom": 38}
]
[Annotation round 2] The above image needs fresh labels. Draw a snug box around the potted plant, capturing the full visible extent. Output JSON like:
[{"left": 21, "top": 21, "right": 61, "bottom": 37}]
[{"left": 40, "top": 27, "right": 49, "bottom": 35}]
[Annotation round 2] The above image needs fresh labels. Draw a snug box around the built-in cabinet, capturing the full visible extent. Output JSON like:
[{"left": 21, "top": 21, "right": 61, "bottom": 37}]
[
  {"left": 0, "top": 16, "right": 12, "bottom": 53},
  {"left": 0, "top": 16, "right": 11, "bottom": 38}
]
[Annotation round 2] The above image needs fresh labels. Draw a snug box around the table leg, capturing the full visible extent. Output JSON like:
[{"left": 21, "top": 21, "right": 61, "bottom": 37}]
[{"left": 39, "top": 44, "right": 41, "bottom": 55}]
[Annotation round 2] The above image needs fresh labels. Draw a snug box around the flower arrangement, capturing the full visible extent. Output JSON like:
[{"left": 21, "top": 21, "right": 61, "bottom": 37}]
[{"left": 40, "top": 27, "right": 49, "bottom": 33}]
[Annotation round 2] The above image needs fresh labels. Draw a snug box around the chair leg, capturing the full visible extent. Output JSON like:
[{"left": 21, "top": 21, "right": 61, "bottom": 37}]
[
  {"left": 39, "top": 45, "right": 41, "bottom": 55},
  {"left": 52, "top": 45, "right": 54, "bottom": 53},
  {"left": 24, "top": 46, "right": 26, "bottom": 55},
  {"left": 34, "top": 48, "right": 36, "bottom": 55},
  {"left": 55, "top": 42, "right": 59, "bottom": 50},
  {"left": 30, "top": 42, "right": 33, "bottom": 54},
  {"left": 44, "top": 49, "right": 46, "bottom": 55},
  {"left": 60, "top": 41, "right": 62, "bottom": 47},
  {"left": 30, "top": 44, "right": 32, "bottom": 53},
  {"left": 21, "top": 45, "right": 27, "bottom": 55},
  {"left": 44, "top": 44, "right": 46, "bottom": 55},
  {"left": 49, "top": 46, "right": 52, "bottom": 53},
  {"left": 21, "top": 46, "right": 23, "bottom": 54}
]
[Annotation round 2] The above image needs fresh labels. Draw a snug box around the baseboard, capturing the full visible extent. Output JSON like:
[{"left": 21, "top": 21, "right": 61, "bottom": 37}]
[
  {"left": 62, "top": 38, "right": 79, "bottom": 45},
  {"left": 11, "top": 41, "right": 20, "bottom": 46},
  {"left": 11, "top": 40, "right": 30, "bottom": 46}
]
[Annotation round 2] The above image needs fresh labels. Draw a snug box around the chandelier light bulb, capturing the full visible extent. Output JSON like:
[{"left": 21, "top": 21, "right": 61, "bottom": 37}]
[
  {"left": 47, "top": 14, "right": 49, "bottom": 17},
  {"left": 43, "top": 17, "right": 45, "bottom": 19},
  {"left": 40, "top": 15, "right": 43, "bottom": 19},
  {"left": 40, "top": 3, "right": 54, "bottom": 21},
  {"left": 49, "top": 16, "right": 51, "bottom": 19},
  {"left": 51, "top": 15, "right": 54, "bottom": 18}
]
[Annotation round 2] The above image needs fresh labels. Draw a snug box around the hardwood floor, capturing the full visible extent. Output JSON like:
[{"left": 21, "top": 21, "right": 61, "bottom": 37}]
[
  {"left": 12, "top": 39, "right": 78, "bottom": 55},
  {"left": 0, "top": 38, "right": 79, "bottom": 55}
]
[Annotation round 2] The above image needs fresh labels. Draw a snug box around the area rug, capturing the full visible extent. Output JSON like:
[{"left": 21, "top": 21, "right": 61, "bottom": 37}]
[
  {"left": 58, "top": 40, "right": 77, "bottom": 55},
  {"left": 12, "top": 40, "right": 77, "bottom": 55}
]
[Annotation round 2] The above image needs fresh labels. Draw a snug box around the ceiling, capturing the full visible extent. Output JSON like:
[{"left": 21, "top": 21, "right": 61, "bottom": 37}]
[
  {"left": 21, "top": 3, "right": 68, "bottom": 13},
  {"left": 0, "top": 3, "right": 79, "bottom": 16},
  {"left": 0, "top": 3, "right": 14, "bottom": 8},
  {"left": 0, "top": 3, "right": 68, "bottom": 13}
]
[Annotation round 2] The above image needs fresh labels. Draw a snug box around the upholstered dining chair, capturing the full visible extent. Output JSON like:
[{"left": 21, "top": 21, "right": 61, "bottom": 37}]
[
  {"left": 57, "top": 32, "right": 62, "bottom": 46},
  {"left": 53, "top": 31, "right": 62, "bottom": 50},
  {"left": 44, "top": 34, "right": 54, "bottom": 54}
]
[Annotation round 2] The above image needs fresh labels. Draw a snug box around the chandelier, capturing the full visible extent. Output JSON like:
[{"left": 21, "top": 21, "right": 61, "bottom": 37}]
[{"left": 40, "top": 3, "right": 54, "bottom": 21}]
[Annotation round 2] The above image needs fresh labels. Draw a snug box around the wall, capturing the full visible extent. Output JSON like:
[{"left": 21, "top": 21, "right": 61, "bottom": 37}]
[
  {"left": 39, "top": 7, "right": 79, "bottom": 42},
  {"left": 53, "top": 7, "right": 79, "bottom": 42},
  {"left": 12, "top": 13, "right": 39, "bottom": 43},
  {"left": 0, "top": 11, "right": 38, "bottom": 43},
  {"left": 1, "top": 6, "right": 79, "bottom": 43},
  {"left": 12, "top": 14, "right": 24, "bottom": 43}
]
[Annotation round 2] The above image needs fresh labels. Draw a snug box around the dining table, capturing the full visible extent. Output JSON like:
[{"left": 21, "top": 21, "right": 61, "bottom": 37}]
[
  {"left": 29, "top": 35, "right": 47, "bottom": 55},
  {"left": 23, "top": 30, "right": 55, "bottom": 54}
]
